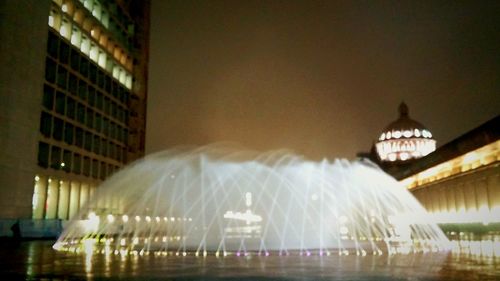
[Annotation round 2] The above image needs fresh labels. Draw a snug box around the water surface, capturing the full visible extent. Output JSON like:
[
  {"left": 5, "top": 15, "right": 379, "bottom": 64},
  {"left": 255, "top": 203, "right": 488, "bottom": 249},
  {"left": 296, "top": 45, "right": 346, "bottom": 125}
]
[{"left": 0, "top": 240, "right": 498, "bottom": 280}]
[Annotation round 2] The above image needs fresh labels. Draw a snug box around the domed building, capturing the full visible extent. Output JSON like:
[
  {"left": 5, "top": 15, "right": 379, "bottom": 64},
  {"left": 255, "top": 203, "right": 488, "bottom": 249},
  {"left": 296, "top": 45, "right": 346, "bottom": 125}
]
[{"left": 375, "top": 102, "right": 436, "bottom": 162}]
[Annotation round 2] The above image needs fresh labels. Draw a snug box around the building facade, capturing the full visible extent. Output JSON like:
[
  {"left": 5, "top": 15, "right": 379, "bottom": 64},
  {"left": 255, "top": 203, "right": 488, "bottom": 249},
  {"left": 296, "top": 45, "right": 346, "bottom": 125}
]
[
  {"left": 394, "top": 117, "right": 500, "bottom": 237},
  {"left": 367, "top": 104, "right": 499, "bottom": 241},
  {"left": 0, "top": 0, "right": 149, "bottom": 223},
  {"left": 365, "top": 105, "right": 499, "bottom": 255}
]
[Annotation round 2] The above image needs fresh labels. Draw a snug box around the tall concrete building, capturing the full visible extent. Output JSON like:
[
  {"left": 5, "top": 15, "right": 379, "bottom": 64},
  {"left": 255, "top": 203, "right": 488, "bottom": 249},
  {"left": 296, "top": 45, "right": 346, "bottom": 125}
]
[{"left": 0, "top": 0, "right": 149, "bottom": 225}]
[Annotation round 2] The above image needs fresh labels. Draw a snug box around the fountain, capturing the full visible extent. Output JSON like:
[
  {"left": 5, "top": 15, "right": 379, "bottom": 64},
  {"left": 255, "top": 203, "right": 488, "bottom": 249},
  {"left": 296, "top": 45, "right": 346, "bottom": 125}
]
[{"left": 54, "top": 145, "right": 450, "bottom": 257}]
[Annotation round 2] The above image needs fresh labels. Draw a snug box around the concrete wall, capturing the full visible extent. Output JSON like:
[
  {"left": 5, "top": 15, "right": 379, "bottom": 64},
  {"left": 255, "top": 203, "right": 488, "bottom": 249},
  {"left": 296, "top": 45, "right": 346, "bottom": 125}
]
[{"left": 0, "top": 1, "right": 50, "bottom": 219}]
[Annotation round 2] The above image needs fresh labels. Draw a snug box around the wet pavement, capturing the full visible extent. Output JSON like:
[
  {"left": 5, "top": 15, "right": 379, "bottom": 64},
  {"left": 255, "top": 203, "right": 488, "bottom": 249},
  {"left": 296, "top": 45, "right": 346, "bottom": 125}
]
[{"left": 0, "top": 240, "right": 499, "bottom": 280}]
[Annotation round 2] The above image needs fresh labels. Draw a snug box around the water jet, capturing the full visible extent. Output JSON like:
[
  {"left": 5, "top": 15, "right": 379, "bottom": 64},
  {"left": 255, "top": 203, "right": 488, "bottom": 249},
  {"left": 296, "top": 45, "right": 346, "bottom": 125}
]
[{"left": 54, "top": 145, "right": 450, "bottom": 256}]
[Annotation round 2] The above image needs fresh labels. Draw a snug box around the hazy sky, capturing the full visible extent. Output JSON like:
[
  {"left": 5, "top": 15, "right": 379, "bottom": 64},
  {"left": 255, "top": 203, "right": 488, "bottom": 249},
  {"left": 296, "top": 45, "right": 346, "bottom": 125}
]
[{"left": 146, "top": 0, "right": 499, "bottom": 160}]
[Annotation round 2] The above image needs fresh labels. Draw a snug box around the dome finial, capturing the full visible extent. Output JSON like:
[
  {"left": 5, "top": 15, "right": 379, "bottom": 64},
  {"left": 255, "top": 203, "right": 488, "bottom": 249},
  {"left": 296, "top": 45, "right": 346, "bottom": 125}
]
[{"left": 399, "top": 102, "right": 409, "bottom": 117}]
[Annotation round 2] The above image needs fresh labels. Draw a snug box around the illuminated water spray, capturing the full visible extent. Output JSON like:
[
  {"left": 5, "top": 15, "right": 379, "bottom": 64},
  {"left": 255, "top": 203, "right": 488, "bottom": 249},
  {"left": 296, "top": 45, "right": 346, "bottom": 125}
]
[{"left": 54, "top": 145, "right": 450, "bottom": 256}]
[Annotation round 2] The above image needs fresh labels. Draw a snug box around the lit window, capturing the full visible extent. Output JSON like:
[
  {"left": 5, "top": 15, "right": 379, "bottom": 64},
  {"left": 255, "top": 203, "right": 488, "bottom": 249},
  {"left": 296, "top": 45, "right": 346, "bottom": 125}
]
[
  {"left": 84, "top": 0, "right": 94, "bottom": 11},
  {"left": 101, "top": 11, "right": 109, "bottom": 28},
  {"left": 48, "top": 9, "right": 61, "bottom": 29},
  {"left": 400, "top": 152, "right": 409, "bottom": 161},
  {"left": 90, "top": 44, "right": 99, "bottom": 62},
  {"left": 71, "top": 27, "right": 81, "bottom": 46},
  {"left": 92, "top": 1, "right": 102, "bottom": 20},
  {"left": 125, "top": 75, "right": 132, "bottom": 89},
  {"left": 380, "top": 133, "right": 385, "bottom": 141},
  {"left": 119, "top": 70, "right": 126, "bottom": 84},
  {"left": 98, "top": 51, "right": 107, "bottom": 68},
  {"left": 112, "top": 65, "right": 120, "bottom": 79},
  {"left": 60, "top": 19, "right": 71, "bottom": 39},
  {"left": 81, "top": 36, "right": 90, "bottom": 55}
]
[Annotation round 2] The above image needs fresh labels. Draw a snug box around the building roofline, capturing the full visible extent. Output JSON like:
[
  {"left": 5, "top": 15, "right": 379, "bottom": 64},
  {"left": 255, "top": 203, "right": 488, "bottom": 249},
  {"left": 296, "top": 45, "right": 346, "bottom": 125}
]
[{"left": 391, "top": 115, "right": 500, "bottom": 180}]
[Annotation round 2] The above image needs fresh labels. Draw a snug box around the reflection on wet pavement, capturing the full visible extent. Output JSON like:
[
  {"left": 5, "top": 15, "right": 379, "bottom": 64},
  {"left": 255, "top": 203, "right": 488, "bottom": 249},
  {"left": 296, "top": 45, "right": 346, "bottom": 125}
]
[{"left": 0, "top": 240, "right": 499, "bottom": 280}]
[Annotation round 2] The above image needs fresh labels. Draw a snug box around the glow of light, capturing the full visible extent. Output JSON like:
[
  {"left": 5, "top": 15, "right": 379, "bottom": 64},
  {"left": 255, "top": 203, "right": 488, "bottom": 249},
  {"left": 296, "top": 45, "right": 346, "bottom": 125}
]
[
  {"left": 340, "top": 226, "right": 349, "bottom": 235},
  {"left": 414, "top": 129, "right": 421, "bottom": 137},
  {"left": 463, "top": 152, "right": 478, "bottom": 165},
  {"left": 427, "top": 209, "right": 500, "bottom": 225},
  {"left": 52, "top": 242, "right": 63, "bottom": 251},
  {"left": 122, "top": 215, "right": 128, "bottom": 222},
  {"left": 83, "top": 239, "right": 95, "bottom": 255},
  {"left": 32, "top": 188, "right": 38, "bottom": 209},
  {"left": 155, "top": 216, "right": 160, "bottom": 222},
  {"left": 376, "top": 130, "right": 436, "bottom": 162},
  {"left": 163, "top": 217, "right": 168, "bottom": 222},
  {"left": 120, "top": 238, "right": 126, "bottom": 246},
  {"left": 145, "top": 216, "right": 151, "bottom": 222},
  {"left": 35, "top": 176, "right": 40, "bottom": 182},
  {"left": 135, "top": 216, "right": 141, "bottom": 222},
  {"left": 245, "top": 192, "right": 252, "bottom": 207},
  {"left": 400, "top": 152, "right": 409, "bottom": 161},
  {"left": 62, "top": 4, "right": 68, "bottom": 12},
  {"left": 107, "top": 214, "right": 114, "bottom": 223},
  {"left": 339, "top": 216, "right": 348, "bottom": 224},
  {"left": 84, "top": 239, "right": 94, "bottom": 273},
  {"left": 60, "top": 26, "right": 68, "bottom": 37},
  {"left": 170, "top": 217, "right": 175, "bottom": 221},
  {"left": 48, "top": 178, "right": 52, "bottom": 183},
  {"left": 84, "top": 212, "right": 99, "bottom": 233},
  {"left": 48, "top": 16, "right": 54, "bottom": 27},
  {"left": 223, "top": 210, "right": 262, "bottom": 225}
]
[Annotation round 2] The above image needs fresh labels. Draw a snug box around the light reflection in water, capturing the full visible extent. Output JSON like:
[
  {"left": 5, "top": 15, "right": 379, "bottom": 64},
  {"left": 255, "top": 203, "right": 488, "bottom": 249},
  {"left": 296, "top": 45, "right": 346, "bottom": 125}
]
[
  {"left": 15, "top": 238, "right": 500, "bottom": 280},
  {"left": 84, "top": 238, "right": 95, "bottom": 275},
  {"left": 451, "top": 239, "right": 500, "bottom": 258}
]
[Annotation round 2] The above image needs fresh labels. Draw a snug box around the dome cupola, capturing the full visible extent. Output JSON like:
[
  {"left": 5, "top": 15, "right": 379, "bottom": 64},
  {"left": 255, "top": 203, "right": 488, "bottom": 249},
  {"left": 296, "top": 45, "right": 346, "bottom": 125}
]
[{"left": 376, "top": 102, "right": 436, "bottom": 162}]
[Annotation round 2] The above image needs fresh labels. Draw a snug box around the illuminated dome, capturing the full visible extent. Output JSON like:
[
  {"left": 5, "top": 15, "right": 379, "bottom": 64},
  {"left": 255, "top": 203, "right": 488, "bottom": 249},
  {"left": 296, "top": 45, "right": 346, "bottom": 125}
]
[{"left": 376, "top": 103, "right": 436, "bottom": 162}]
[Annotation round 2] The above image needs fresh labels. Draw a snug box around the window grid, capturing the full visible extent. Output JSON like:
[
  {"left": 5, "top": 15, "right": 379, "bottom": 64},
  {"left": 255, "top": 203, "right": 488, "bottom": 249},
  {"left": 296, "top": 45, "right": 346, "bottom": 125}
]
[{"left": 39, "top": 29, "right": 133, "bottom": 179}]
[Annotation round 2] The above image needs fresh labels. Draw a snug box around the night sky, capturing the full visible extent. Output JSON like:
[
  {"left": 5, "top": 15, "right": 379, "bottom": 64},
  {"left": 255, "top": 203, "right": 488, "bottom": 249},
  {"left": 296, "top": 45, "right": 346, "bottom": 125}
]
[{"left": 146, "top": 0, "right": 499, "bottom": 160}]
